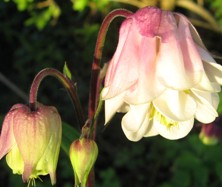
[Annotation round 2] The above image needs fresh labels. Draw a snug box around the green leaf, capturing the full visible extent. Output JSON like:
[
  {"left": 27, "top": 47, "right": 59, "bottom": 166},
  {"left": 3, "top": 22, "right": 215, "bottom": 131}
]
[
  {"left": 72, "top": 0, "right": 88, "bottom": 11},
  {"left": 61, "top": 121, "right": 80, "bottom": 155},
  {"left": 63, "top": 62, "right": 72, "bottom": 80},
  {"left": 217, "top": 92, "right": 222, "bottom": 115}
]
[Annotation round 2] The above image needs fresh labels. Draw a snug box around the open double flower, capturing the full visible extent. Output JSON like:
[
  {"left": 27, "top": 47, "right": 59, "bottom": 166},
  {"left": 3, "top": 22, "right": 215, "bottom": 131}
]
[
  {"left": 0, "top": 103, "right": 62, "bottom": 184},
  {"left": 102, "top": 7, "right": 222, "bottom": 141}
]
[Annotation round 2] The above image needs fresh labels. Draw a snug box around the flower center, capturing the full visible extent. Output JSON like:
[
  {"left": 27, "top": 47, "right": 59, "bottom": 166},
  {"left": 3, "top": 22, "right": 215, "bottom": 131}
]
[{"left": 149, "top": 104, "right": 179, "bottom": 128}]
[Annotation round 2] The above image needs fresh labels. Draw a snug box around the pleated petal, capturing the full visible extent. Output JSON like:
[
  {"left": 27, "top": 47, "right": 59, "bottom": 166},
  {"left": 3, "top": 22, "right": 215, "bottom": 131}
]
[
  {"left": 154, "top": 118, "right": 194, "bottom": 140},
  {"left": 153, "top": 90, "right": 196, "bottom": 121}
]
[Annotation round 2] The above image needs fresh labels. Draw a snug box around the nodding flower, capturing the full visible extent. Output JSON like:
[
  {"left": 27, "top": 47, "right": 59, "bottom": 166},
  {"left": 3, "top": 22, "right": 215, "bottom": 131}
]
[
  {"left": 102, "top": 7, "right": 222, "bottom": 141},
  {"left": 0, "top": 103, "right": 62, "bottom": 185}
]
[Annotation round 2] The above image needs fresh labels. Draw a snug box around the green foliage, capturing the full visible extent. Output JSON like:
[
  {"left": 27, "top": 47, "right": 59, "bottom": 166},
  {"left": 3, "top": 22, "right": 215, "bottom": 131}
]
[
  {"left": 71, "top": 0, "right": 109, "bottom": 11},
  {"left": 25, "top": 1, "right": 61, "bottom": 30},
  {"left": 217, "top": 92, "right": 222, "bottom": 115},
  {"left": 207, "top": 0, "right": 222, "bottom": 26}
]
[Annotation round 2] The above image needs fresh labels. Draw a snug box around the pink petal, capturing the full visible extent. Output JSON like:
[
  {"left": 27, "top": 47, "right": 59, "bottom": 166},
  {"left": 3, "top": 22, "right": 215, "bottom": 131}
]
[
  {"left": 12, "top": 105, "right": 51, "bottom": 181},
  {"left": 0, "top": 104, "right": 23, "bottom": 159},
  {"left": 156, "top": 14, "right": 203, "bottom": 90},
  {"left": 124, "top": 37, "right": 165, "bottom": 104},
  {"left": 104, "top": 18, "right": 138, "bottom": 98}
]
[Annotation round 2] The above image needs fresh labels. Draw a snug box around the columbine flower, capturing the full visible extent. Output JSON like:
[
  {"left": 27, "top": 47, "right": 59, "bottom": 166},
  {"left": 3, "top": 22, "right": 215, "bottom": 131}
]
[
  {"left": 0, "top": 103, "right": 62, "bottom": 185},
  {"left": 102, "top": 6, "right": 222, "bottom": 141}
]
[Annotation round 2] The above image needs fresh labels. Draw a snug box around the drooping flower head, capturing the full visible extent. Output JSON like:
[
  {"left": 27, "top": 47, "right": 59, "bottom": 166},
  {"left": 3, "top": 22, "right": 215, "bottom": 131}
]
[
  {"left": 102, "top": 7, "right": 222, "bottom": 141},
  {"left": 0, "top": 103, "right": 62, "bottom": 185}
]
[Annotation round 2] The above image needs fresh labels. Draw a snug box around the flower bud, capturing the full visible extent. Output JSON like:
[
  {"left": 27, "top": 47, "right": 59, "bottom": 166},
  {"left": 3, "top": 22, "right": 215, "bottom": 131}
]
[
  {"left": 0, "top": 103, "right": 62, "bottom": 185},
  {"left": 69, "top": 138, "right": 98, "bottom": 187},
  {"left": 199, "top": 120, "right": 222, "bottom": 145}
]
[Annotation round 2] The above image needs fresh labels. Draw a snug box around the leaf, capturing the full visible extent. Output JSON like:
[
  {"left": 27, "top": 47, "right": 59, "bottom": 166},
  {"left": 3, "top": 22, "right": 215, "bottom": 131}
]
[
  {"left": 63, "top": 62, "right": 72, "bottom": 80},
  {"left": 61, "top": 121, "right": 80, "bottom": 155}
]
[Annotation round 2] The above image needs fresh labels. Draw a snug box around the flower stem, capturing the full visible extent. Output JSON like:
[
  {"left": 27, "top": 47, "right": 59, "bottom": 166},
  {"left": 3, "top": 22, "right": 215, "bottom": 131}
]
[
  {"left": 29, "top": 68, "right": 85, "bottom": 126},
  {"left": 88, "top": 8, "right": 132, "bottom": 135}
]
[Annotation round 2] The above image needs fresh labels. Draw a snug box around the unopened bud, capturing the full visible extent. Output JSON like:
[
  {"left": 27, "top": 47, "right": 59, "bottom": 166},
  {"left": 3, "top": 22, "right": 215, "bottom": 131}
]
[
  {"left": 69, "top": 138, "right": 98, "bottom": 187},
  {"left": 199, "top": 121, "right": 222, "bottom": 145}
]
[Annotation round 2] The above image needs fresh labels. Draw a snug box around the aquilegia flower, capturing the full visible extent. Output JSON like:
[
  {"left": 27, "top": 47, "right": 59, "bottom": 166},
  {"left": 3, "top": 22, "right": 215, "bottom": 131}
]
[
  {"left": 102, "top": 7, "right": 222, "bottom": 141},
  {"left": 0, "top": 103, "right": 62, "bottom": 185}
]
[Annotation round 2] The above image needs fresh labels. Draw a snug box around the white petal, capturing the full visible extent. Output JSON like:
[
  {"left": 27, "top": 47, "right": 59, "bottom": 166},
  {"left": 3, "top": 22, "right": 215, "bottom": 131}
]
[
  {"left": 122, "top": 103, "right": 150, "bottom": 132},
  {"left": 102, "top": 88, "right": 125, "bottom": 124},
  {"left": 153, "top": 90, "right": 196, "bottom": 121},
  {"left": 143, "top": 118, "right": 159, "bottom": 137},
  {"left": 197, "top": 46, "right": 222, "bottom": 85},
  {"left": 193, "top": 72, "right": 221, "bottom": 92},
  {"left": 204, "top": 61, "right": 222, "bottom": 85},
  {"left": 121, "top": 114, "right": 150, "bottom": 142},
  {"left": 191, "top": 89, "right": 219, "bottom": 123},
  {"left": 154, "top": 117, "right": 194, "bottom": 140}
]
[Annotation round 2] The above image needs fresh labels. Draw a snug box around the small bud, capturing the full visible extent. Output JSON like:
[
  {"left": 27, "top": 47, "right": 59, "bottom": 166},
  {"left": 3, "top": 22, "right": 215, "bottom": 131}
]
[
  {"left": 69, "top": 138, "right": 98, "bottom": 187},
  {"left": 0, "top": 103, "right": 62, "bottom": 185},
  {"left": 199, "top": 120, "right": 222, "bottom": 145}
]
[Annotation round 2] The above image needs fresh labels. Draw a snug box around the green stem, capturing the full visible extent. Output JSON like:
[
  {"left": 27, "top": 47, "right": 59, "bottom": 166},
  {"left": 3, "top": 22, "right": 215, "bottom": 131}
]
[
  {"left": 29, "top": 68, "right": 85, "bottom": 126},
  {"left": 88, "top": 8, "right": 132, "bottom": 137}
]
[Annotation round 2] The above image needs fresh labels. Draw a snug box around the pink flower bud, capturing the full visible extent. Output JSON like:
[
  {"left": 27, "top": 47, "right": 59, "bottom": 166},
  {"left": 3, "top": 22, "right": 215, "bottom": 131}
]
[
  {"left": 0, "top": 103, "right": 62, "bottom": 185},
  {"left": 69, "top": 138, "right": 98, "bottom": 187}
]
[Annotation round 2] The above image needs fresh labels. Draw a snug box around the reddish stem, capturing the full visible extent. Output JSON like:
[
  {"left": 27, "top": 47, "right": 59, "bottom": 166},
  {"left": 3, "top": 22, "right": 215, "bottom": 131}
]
[{"left": 29, "top": 68, "right": 85, "bottom": 126}]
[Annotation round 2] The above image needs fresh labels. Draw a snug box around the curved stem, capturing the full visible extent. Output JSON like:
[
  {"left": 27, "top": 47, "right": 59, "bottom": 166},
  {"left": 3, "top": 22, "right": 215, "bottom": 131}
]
[
  {"left": 88, "top": 9, "right": 132, "bottom": 133},
  {"left": 29, "top": 68, "right": 85, "bottom": 126}
]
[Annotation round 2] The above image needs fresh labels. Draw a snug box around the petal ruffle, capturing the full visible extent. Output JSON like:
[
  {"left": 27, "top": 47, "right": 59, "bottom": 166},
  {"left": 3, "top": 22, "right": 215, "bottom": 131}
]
[
  {"left": 191, "top": 89, "right": 219, "bottom": 123},
  {"left": 121, "top": 114, "right": 150, "bottom": 141},
  {"left": 122, "top": 103, "right": 150, "bottom": 132},
  {"left": 154, "top": 117, "right": 194, "bottom": 140},
  {"left": 153, "top": 90, "right": 196, "bottom": 121}
]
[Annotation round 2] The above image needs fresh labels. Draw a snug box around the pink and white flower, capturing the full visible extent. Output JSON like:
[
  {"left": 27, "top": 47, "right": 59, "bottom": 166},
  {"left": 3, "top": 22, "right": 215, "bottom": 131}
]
[{"left": 102, "top": 7, "right": 222, "bottom": 141}]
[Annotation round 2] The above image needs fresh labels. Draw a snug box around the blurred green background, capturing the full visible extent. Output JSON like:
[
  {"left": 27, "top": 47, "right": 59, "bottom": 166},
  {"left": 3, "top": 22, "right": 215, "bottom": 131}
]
[{"left": 1, "top": 0, "right": 222, "bottom": 186}]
